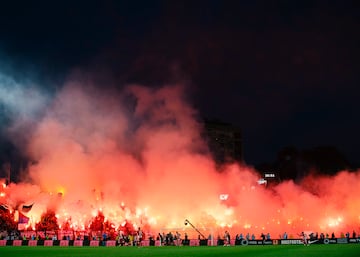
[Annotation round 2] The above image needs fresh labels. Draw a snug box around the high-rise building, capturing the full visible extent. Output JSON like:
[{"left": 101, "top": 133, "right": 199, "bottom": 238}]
[{"left": 203, "top": 119, "right": 243, "bottom": 165}]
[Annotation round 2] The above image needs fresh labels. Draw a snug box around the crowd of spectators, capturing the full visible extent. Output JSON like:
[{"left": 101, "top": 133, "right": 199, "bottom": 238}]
[{"left": 0, "top": 228, "right": 359, "bottom": 247}]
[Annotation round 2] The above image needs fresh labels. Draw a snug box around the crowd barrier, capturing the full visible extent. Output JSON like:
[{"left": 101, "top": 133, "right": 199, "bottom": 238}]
[
  {"left": 60, "top": 240, "right": 69, "bottom": 246},
  {"left": 0, "top": 238, "right": 359, "bottom": 247}
]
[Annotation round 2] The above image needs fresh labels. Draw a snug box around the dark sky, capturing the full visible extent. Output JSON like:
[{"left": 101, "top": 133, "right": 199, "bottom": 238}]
[{"left": 0, "top": 0, "right": 359, "bottom": 166}]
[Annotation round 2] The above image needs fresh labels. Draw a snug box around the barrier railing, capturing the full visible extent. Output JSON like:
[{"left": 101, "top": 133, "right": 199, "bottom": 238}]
[{"left": 0, "top": 238, "right": 358, "bottom": 247}]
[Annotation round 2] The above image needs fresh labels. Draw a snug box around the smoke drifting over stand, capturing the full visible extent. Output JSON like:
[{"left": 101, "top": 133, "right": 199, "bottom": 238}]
[{"left": 1, "top": 71, "right": 359, "bottom": 238}]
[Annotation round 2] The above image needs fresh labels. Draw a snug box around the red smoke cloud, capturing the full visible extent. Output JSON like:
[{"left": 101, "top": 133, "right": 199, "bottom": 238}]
[{"left": 1, "top": 79, "right": 359, "bottom": 239}]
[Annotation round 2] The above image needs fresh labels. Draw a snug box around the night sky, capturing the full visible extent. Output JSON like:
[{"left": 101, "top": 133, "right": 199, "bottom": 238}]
[{"left": 0, "top": 1, "right": 359, "bottom": 167}]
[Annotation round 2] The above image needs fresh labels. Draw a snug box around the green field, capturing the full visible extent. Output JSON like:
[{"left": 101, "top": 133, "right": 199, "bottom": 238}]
[{"left": 1, "top": 245, "right": 360, "bottom": 257}]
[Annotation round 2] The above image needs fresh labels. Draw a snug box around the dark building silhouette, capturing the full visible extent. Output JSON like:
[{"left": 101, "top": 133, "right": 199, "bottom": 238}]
[
  {"left": 256, "top": 145, "right": 352, "bottom": 183},
  {"left": 203, "top": 120, "right": 243, "bottom": 165}
]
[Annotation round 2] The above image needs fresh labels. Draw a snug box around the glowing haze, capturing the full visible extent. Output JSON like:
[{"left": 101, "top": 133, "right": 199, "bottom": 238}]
[{"left": 1, "top": 71, "right": 359, "bottom": 238}]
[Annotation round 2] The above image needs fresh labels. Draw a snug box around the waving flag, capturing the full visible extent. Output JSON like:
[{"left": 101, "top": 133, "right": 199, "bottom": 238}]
[
  {"left": 0, "top": 204, "right": 9, "bottom": 211},
  {"left": 18, "top": 212, "right": 30, "bottom": 224},
  {"left": 21, "top": 203, "right": 34, "bottom": 213}
]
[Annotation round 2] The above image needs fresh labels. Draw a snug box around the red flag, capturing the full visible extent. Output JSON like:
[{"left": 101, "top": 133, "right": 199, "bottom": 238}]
[{"left": 18, "top": 212, "right": 30, "bottom": 224}]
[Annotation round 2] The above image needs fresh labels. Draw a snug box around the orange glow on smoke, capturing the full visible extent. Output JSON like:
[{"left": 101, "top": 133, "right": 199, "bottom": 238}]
[{"left": 1, "top": 83, "right": 360, "bottom": 238}]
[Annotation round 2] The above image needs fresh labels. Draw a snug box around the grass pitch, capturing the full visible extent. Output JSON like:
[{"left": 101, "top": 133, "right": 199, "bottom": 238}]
[{"left": 1, "top": 244, "right": 360, "bottom": 257}]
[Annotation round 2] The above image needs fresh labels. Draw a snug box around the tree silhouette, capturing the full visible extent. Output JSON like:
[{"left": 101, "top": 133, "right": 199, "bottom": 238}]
[
  {"left": 257, "top": 145, "right": 353, "bottom": 182},
  {"left": 61, "top": 219, "right": 71, "bottom": 231},
  {"left": 0, "top": 208, "right": 17, "bottom": 233},
  {"left": 302, "top": 146, "right": 350, "bottom": 175},
  {"left": 119, "top": 220, "right": 135, "bottom": 236},
  {"left": 89, "top": 211, "right": 105, "bottom": 232},
  {"left": 35, "top": 210, "right": 59, "bottom": 237}
]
